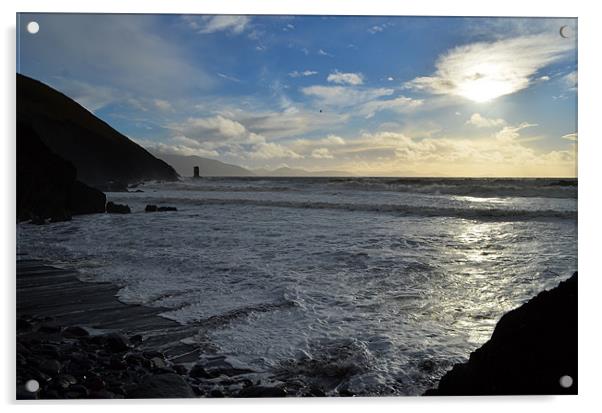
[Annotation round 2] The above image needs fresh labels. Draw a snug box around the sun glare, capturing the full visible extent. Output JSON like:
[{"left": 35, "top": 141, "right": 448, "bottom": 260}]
[
  {"left": 455, "top": 63, "right": 519, "bottom": 103},
  {"left": 457, "top": 78, "right": 514, "bottom": 103}
]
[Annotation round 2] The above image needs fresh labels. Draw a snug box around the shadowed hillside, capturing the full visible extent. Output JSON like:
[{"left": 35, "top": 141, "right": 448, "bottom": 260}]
[
  {"left": 17, "top": 74, "right": 178, "bottom": 188},
  {"left": 17, "top": 121, "right": 106, "bottom": 222}
]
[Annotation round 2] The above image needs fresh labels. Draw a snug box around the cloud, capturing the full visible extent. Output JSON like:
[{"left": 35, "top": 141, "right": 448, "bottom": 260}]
[
  {"left": 153, "top": 99, "right": 173, "bottom": 112},
  {"left": 358, "top": 96, "right": 424, "bottom": 118},
  {"left": 288, "top": 135, "right": 347, "bottom": 156},
  {"left": 20, "top": 14, "right": 214, "bottom": 104},
  {"left": 301, "top": 85, "right": 422, "bottom": 118},
  {"left": 311, "top": 148, "right": 334, "bottom": 159},
  {"left": 494, "top": 122, "right": 538, "bottom": 142},
  {"left": 301, "top": 85, "right": 394, "bottom": 107},
  {"left": 564, "top": 71, "right": 577, "bottom": 90},
  {"left": 217, "top": 73, "right": 241, "bottom": 83},
  {"left": 368, "top": 25, "right": 384, "bottom": 34},
  {"left": 136, "top": 137, "right": 220, "bottom": 158},
  {"left": 327, "top": 71, "right": 364, "bottom": 86},
  {"left": 329, "top": 124, "right": 575, "bottom": 177},
  {"left": 466, "top": 113, "right": 506, "bottom": 128},
  {"left": 46, "top": 78, "right": 122, "bottom": 112},
  {"left": 212, "top": 106, "right": 349, "bottom": 139},
  {"left": 159, "top": 113, "right": 305, "bottom": 161},
  {"left": 562, "top": 132, "right": 578, "bottom": 141},
  {"left": 248, "top": 142, "right": 303, "bottom": 160},
  {"left": 288, "top": 70, "right": 318, "bottom": 78},
  {"left": 170, "top": 115, "right": 248, "bottom": 142},
  {"left": 318, "top": 49, "right": 333, "bottom": 57},
  {"left": 405, "top": 33, "right": 574, "bottom": 102},
  {"left": 184, "top": 15, "right": 251, "bottom": 35}
]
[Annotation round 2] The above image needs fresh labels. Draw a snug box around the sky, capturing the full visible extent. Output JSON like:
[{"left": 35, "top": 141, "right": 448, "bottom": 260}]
[{"left": 17, "top": 14, "right": 577, "bottom": 177}]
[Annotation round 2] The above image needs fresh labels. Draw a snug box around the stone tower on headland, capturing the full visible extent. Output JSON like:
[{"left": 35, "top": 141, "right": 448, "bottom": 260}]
[{"left": 193, "top": 166, "right": 200, "bottom": 179}]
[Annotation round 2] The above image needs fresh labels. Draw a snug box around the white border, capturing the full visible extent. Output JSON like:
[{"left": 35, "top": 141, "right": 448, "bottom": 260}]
[{"left": 2, "top": 1, "right": 600, "bottom": 412}]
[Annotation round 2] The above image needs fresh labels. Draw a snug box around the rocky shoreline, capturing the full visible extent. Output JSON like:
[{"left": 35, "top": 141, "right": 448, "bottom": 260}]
[
  {"left": 15, "top": 258, "right": 323, "bottom": 399},
  {"left": 16, "top": 315, "right": 300, "bottom": 399},
  {"left": 425, "top": 273, "right": 578, "bottom": 395}
]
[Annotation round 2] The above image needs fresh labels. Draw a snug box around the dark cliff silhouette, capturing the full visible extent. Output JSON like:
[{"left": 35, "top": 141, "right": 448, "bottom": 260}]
[
  {"left": 17, "top": 121, "right": 106, "bottom": 222},
  {"left": 17, "top": 74, "right": 178, "bottom": 189},
  {"left": 425, "top": 273, "right": 577, "bottom": 395}
]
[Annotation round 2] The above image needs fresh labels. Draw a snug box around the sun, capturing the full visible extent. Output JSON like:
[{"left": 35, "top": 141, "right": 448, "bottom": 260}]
[
  {"left": 457, "top": 77, "right": 516, "bottom": 103},
  {"left": 454, "top": 63, "right": 520, "bottom": 103}
]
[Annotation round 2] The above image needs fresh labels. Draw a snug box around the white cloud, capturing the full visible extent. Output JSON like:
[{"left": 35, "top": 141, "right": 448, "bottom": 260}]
[
  {"left": 562, "top": 132, "right": 578, "bottom": 141},
  {"left": 153, "top": 99, "right": 172, "bottom": 112},
  {"left": 359, "top": 96, "right": 424, "bottom": 118},
  {"left": 495, "top": 122, "right": 537, "bottom": 142},
  {"left": 288, "top": 70, "right": 318, "bottom": 78},
  {"left": 318, "top": 49, "right": 333, "bottom": 57},
  {"left": 184, "top": 15, "right": 252, "bottom": 35},
  {"left": 327, "top": 71, "right": 364, "bottom": 86},
  {"left": 217, "top": 73, "right": 241, "bottom": 83},
  {"left": 301, "top": 85, "right": 421, "bottom": 118},
  {"left": 466, "top": 113, "right": 506, "bottom": 128},
  {"left": 137, "top": 137, "right": 220, "bottom": 158},
  {"left": 405, "top": 33, "right": 574, "bottom": 102},
  {"left": 564, "top": 71, "right": 577, "bottom": 90},
  {"left": 247, "top": 142, "right": 303, "bottom": 160},
  {"left": 170, "top": 115, "right": 248, "bottom": 142},
  {"left": 301, "top": 85, "right": 394, "bottom": 107},
  {"left": 368, "top": 22, "right": 393, "bottom": 34},
  {"left": 311, "top": 148, "right": 334, "bottom": 159}
]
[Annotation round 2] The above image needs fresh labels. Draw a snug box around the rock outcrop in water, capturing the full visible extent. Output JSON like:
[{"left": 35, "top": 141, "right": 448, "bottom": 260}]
[
  {"left": 425, "top": 273, "right": 577, "bottom": 395},
  {"left": 17, "top": 122, "right": 106, "bottom": 223},
  {"left": 17, "top": 74, "right": 179, "bottom": 188},
  {"left": 106, "top": 202, "right": 131, "bottom": 214}
]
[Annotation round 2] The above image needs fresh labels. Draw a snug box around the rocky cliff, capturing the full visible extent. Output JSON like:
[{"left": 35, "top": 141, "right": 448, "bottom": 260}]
[{"left": 425, "top": 273, "right": 577, "bottom": 395}]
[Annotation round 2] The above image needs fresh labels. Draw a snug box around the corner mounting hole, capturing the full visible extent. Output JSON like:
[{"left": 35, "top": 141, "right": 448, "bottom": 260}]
[
  {"left": 25, "top": 379, "right": 39, "bottom": 393},
  {"left": 559, "top": 375, "right": 573, "bottom": 388},
  {"left": 27, "top": 21, "right": 39, "bottom": 34}
]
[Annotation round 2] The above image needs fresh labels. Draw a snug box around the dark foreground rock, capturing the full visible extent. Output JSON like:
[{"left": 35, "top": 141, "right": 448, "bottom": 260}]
[
  {"left": 17, "top": 121, "right": 106, "bottom": 222},
  {"left": 425, "top": 273, "right": 577, "bottom": 396},
  {"left": 145, "top": 204, "right": 177, "bottom": 212},
  {"left": 16, "top": 314, "right": 319, "bottom": 399},
  {"left": 106, "top": 202, "right": 131, "bottom": 214},
  {"left": 128, "top": 374, "right": 195, "bottom": 398}
]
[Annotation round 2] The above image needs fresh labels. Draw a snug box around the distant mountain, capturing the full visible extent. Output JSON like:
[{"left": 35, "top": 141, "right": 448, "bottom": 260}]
[
  {"left": 252, "top": 166, "right": 352, "bottom": 177},
  {"left": 17, "top": 74, "right": 178, "bottom": 189},
  {"left": 151, "top": 152, "right": 256, "bottom": 177}
]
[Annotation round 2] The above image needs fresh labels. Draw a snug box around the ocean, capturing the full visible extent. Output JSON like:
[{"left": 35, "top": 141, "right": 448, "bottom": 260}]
[{"left": 16, "top": 177, "right": 577, "bottom": 395}]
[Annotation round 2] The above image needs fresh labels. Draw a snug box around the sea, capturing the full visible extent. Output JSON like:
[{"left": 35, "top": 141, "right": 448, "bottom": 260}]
[{"left": 16, "top": 177, "right": 578, "bottom": 395}]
